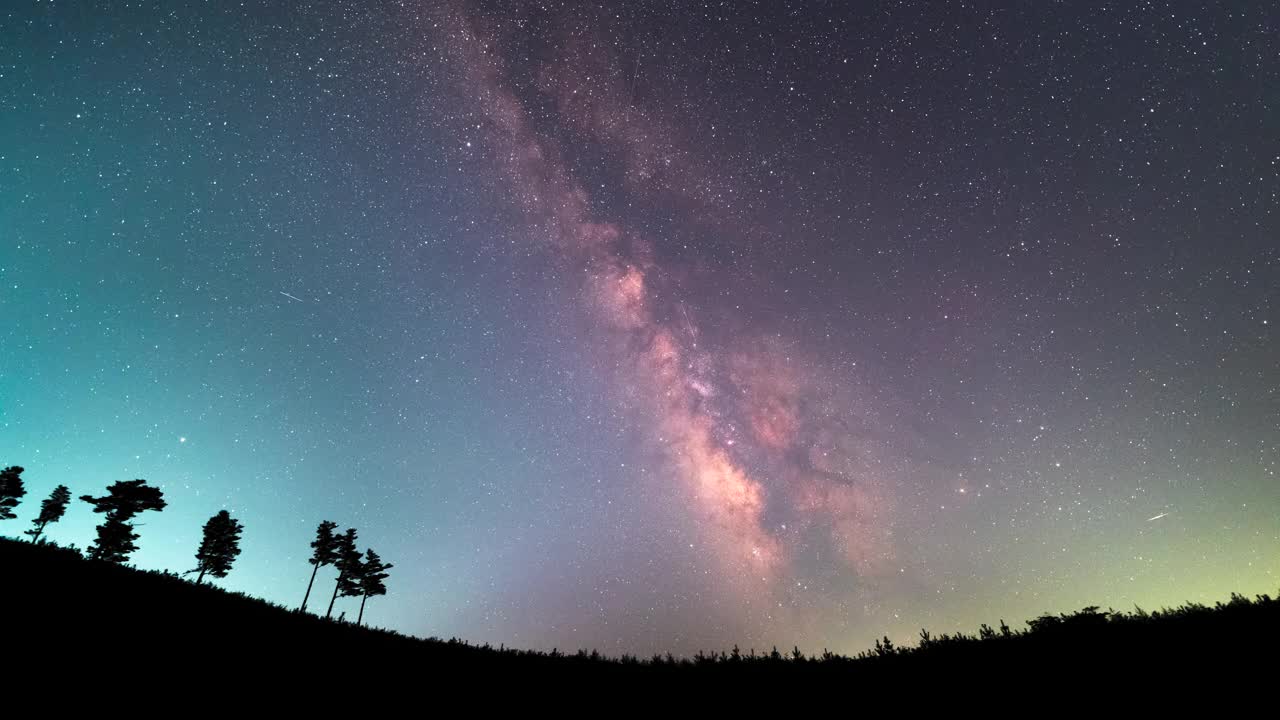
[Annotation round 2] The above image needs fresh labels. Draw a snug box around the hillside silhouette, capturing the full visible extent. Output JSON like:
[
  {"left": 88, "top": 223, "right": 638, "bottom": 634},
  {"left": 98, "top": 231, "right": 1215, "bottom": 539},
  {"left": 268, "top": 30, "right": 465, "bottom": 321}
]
[{"left": 5, "top": 536, "right": 1276, "bottom": 688}]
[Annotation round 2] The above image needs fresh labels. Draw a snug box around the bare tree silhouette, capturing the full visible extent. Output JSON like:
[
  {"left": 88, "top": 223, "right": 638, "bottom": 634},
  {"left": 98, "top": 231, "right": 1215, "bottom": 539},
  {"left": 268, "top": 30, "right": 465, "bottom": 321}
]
[
  {"left": 191, "top": 510, "right": 244, "bottom": 584},
  {"left": 25, "top": 484, "right": 71, "bottom": 543}
]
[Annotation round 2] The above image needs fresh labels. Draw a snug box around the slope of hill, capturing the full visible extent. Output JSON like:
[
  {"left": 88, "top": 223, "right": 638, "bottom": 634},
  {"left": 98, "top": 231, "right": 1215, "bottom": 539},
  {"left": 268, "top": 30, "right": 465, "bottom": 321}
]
[{"left": 4, "top": 536, "right": 1276, "bottom": 688}]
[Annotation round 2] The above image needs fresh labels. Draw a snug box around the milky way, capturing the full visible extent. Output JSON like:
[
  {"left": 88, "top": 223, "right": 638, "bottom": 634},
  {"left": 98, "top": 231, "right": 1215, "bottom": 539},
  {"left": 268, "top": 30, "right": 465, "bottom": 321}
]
[
  {"left": 1, "top": 1, "right": 1275, "bottom": 656},
  {"left": 433, "top": 5, "right": 897, "bottom": 591}
]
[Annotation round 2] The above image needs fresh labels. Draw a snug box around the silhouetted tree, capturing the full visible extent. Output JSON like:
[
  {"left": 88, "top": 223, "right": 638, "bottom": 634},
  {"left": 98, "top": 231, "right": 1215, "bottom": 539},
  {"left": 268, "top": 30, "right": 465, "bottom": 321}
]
[
  {"left": 0, "top": 466, "right": 27, "bottom": 521},
  {"left": 192, "top": 510, "right": 243, "bottom": 584},
  {"left": 326, "top": 527, "right": 360, "bottom": 620},
  {"left": 25, "top": 484, "right": 71, "bottom": 543},
  {"left": 79, "top": 479, "right": 166, "bottom": 563},
  {"left": 355, "top": 548, "right": 392, "bottom": 626},
  {"left": 301, "top": 520, "right": 340, "bottom": 612}
]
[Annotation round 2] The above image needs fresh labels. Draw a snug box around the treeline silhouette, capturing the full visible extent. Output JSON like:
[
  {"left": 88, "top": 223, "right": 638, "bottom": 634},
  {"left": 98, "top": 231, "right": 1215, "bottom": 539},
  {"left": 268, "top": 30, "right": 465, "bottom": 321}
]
[
  {"left": 3, "top": 462, "right": 1277, "bottom": 685},
  {"left": 1, "top": 463, "right": 393, "bottom": 625}
]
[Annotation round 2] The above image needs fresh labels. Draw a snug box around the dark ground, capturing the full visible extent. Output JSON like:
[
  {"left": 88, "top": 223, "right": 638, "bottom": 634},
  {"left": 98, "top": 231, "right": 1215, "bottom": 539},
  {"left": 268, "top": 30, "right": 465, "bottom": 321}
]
[{"left": 4, "top": 536, "right": 1276, "bottom": 695}]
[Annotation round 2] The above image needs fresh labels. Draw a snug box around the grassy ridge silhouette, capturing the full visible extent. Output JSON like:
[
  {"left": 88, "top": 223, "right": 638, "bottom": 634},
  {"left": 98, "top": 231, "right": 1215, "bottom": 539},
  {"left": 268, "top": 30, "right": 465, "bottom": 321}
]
[{"left": 5, "top": 535, "right": 1276, "bottom": 684}]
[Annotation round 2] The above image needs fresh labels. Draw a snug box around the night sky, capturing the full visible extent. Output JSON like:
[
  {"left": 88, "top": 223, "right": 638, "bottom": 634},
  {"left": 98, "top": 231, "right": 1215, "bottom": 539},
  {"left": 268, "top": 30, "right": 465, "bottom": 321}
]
[{"left": 2, "top": 1, "right": 1276, "bottom": 656}]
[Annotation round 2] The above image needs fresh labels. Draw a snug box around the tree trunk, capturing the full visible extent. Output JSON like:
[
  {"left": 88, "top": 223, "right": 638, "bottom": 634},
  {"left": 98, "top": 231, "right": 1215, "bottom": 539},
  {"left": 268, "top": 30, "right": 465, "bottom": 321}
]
[
  {"left": 30, "top": 521, "right": 46, "bottom": 543},
  {"left": 326, "top": 578, "right": 340, "bottom": 619},
  {"left": 358, "top": 595, "right": 368, "bottom": 626},
  {"left": 196, "top": 567, "right": 205, "bottom": 585},
  {"left": 301, "top": 563, "right": 319, "bottom": 612}
]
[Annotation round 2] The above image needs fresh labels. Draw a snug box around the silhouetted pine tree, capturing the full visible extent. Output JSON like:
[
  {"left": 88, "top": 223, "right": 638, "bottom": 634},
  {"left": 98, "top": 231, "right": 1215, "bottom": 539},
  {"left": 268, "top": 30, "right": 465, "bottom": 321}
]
[
  {"left": 301, "top": 520, "right": 340, "bottom": 612},
  {"left": 0, "top": 466, "right": 27, "bottom": 521},
  {"left": 192, "top": 510, "right": 244, "bottom": 584},
  {"left": 356, "top": 549, "right": 392, "bottom": 626},
  {"left": 25, "top": 484, "right": 71, "bottom": 543},
  {"left": 337, "top": 555, "right": 363, "bottom": 604},
  {"left": 79, "top": 479, "right": 167, "bottom": 563},
  {"left": 326, "top": 527, "right": 360, "bottom": 620}
]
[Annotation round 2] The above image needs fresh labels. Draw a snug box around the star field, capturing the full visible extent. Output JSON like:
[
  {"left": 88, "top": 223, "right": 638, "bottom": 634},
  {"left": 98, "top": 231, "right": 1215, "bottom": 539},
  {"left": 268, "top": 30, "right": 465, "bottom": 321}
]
[{"left": 0, "top": 1, "right": 1275, "bottom": 656}]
